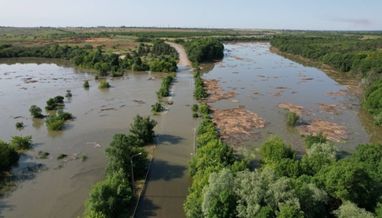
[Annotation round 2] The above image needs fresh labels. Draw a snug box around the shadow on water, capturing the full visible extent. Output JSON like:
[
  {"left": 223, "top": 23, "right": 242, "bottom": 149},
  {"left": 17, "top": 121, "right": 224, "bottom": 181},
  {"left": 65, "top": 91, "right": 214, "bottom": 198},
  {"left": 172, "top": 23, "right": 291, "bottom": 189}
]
[
  {"left": 147, "top": 160, "right": 186, "bottom": 181},
  {"left": 156, "top": 134, "right": 184, "bottom": 145}
]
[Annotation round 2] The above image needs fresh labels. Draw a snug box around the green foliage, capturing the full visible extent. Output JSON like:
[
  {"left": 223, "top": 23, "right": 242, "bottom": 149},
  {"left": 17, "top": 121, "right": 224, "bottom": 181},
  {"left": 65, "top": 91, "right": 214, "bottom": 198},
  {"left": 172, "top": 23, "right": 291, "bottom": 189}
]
[
  {"left": 45, "top": 114, "right": 66, "bottom": 131},
  {"left": 364, "top": 80, "right": 382, "bottom": 124},
  {"left": 157, "top": 75, "right": 174, "bottom": 98},
  {"left": 98, "top": 80, "right": 111, "bottom": 89},
  {"left": 277, "top": 203, "right": 304, "bottom": 218},
  {"left": 315, "top": 160, "right": 377, "bottom": 210},
  {"left": 10, "top": 135, "right": 32, "bottom": 150},
  {"left": 29, "top": 105, "right": 44, "bottom": 118},
  {"left": 286, "top": 112, "right": 299, "bottom": 127},
  {"left": 106, "top": 134, "right": 148, "bottom": 179},
  {"left": 0, "top": 140, "right": 19, "bottom": 171},
  {"left": 301, "top": 143, "right": 337, "bottom": 175},
  {"left": 84, "top": 170, "right": 132, "bottom": 218},
  {"left": 45, "top": 96, "right": 64, "bottom": 110},
  {"left": 260, "top": 137, "right": 294, "bottom": 164},
  {"left": 149, "top": 56, "right": 177, "bottom": 72},
  {"left": 128, "top": 115, "right": 157, "bottom": 145},
  {"left": 194, "top": 71, "right": 208, "bottom": 100},
  {"left": 57, "top": 110, "right": 73, "bottom": 120},
  {"left": 304, "top": 133, "right": 327, "bottom": 148},
  {"left": 202, "top": 168, "right": 237, "bottom": 218},
  {"left": 83, "top": 80, "right": 90, "bottom": 89},
  {"left": 151, "top": 102, "right": 165, "bottom": 113},
  {"left": 15, "top": 122, "right": 24, "bottom": 129},
  {"left": 192, "top": 104, "right": 199, "bottom": 113},
  {"left": 184, "top": 38, "right": 224, "bottom": 64},
  {"left": 334, "top": 201, "right": 375, "bottom": 218}
]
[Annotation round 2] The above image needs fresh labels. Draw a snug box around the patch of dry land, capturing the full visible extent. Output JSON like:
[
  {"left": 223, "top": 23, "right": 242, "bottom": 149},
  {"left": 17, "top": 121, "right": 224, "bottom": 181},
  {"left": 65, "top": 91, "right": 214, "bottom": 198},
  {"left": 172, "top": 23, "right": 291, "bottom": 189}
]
[
  {"left": 204, "top": 79, "right": 236, "bottom": 102},
  {"left": 298, "top": 120, "right": 348, "bottom": 143},
  {"left": 212, "top": 107, "right": 265, "bottom": 141}
]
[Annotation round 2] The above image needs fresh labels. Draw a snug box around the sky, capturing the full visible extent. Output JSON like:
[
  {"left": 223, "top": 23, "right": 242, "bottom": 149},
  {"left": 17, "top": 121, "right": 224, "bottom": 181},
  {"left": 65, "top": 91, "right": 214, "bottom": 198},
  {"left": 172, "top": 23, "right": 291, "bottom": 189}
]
[{"left": 0, "top": 0, "right": 381, "bottom": 30}]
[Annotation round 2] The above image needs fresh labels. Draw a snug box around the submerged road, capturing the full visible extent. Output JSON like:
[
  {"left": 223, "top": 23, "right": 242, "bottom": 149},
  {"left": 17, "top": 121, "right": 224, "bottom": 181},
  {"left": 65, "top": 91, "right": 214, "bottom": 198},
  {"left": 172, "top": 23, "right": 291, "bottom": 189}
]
[{"left": 135, "top": 44, "right": 195, "bottom": 218}]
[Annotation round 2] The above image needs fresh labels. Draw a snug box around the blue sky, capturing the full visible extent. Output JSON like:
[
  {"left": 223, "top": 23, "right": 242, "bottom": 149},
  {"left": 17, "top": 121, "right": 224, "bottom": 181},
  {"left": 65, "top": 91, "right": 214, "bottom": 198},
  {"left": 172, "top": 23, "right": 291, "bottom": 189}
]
[{"left": 1, "top": 0, "right": 381, "bottom": 30}]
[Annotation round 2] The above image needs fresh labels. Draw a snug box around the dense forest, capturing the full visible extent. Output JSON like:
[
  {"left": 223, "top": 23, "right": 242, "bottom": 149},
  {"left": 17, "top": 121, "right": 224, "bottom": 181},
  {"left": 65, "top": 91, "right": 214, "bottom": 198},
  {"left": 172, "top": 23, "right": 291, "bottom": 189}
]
[
  {"left": 271, "top": 34, "right": 382, "bottom": 125},
  {"left": 0, "top": 40, "right": 178, "bottom": 74},
  {"left": 184, "top": 38, "right": 224, "bottom": 64}
]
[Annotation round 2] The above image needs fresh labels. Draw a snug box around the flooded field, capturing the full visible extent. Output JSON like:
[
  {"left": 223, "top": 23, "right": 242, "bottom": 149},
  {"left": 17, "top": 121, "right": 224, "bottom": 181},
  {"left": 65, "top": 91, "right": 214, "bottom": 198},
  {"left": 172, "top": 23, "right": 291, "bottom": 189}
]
[
  {"left": 0, "top": 59, "right": 161, "bottom": 217},
  {"left": 203, "top": 43, "right": 382, "bottom": 152}
]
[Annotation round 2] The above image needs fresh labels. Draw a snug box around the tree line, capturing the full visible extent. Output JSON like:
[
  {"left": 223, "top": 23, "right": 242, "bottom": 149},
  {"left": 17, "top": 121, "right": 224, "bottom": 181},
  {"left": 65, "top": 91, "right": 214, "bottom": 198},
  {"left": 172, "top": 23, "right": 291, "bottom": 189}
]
[
  {"left": 0, "top": 41, "right": 178, "bottom": 75},
  {"left": 183, "top": 38, "right": 224, "bottom": 64},
  {"left": 84, "top": 115, "right": 157, "bottom": 217}
]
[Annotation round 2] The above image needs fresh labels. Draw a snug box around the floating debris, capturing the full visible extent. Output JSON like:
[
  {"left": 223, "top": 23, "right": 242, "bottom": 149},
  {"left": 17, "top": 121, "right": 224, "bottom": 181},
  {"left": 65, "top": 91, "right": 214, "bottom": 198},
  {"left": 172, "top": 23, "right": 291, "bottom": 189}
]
[
  {"left": 298, "top": 119, "right": 347, "bottom": 143},
  {"left": 204, "top": 79, "right": 236, "bottom": 102},
  {"left": 278, "top": 103, "right": 304, "bottom": 116},
  {"left": 212, "top": 107, "right": 265, "bottom": 141},
  {"left": 319, "top": 103, "right": 342, "bottom": 114},
  {"left": 327, "top": 90, "right": 347, "bottom": 97}
]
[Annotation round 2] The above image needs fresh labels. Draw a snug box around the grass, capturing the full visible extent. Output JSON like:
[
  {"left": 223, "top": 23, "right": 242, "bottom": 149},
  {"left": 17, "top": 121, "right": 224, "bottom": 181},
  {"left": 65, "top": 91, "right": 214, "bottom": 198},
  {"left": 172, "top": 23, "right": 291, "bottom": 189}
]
[
  {"left": 287, "top": 112, "right": 299, "bottom": 127},
  {"left": 98, "top": 80, "right": 111, "bottom": 89}
]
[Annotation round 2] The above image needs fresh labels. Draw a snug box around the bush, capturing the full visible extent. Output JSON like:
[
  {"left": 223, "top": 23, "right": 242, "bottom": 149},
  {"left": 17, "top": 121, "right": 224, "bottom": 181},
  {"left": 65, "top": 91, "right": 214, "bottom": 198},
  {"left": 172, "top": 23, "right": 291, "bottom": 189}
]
[
  {"left": 192, "top": 104, "right": 199, "bottom": 112},
  {"left": 287, "top": 112, "right": 299, "bottom": 127},
  {"left": 304, "top": 133, "right": 327, "bottom": 148},
  {"left": 57, "top": 110, "right": 73, "bottom": 120},
  {"left": 45, "top": 114, "right": 65, "bottom": 131},
  {"left": 45, "top": 96, "right": 64, "bottom": 110},
  {"left": 83, "top": 80, "right": 90, "bottom": 89},
  {"left": 98, "top": 80, "right": 111, "bottom": 89},
  {"left": 29, "top": 105, "right": 44, "bottom": 118},
  {"left": 157, "top": 75, "right": 174, "bottom": 98},
  {"left": 15, "top": 122, "right": 24, "bottom": 129},
  {"left": 184, "top": 38, "right": 224, "bottom": 64},
  {"left": 0, "top": 140, "right": 19, "bottom": 171},
  {"left": 10, "top": 135, "right": 32, "bottom": 150},
  {"left": 128, "top": 115, "right": 157, "bottom": 145},
  {"left": 151, "top": 102, "right": 164, "bottom": 113},
  {"left": 84, "top": 170, "right": 132, "bottom": 218},
  {"left": 373, "top": 111, "right": 382, "bottom": 126},
  {"left": 260, "top": 136, "right": 294, "bottom": 164}
]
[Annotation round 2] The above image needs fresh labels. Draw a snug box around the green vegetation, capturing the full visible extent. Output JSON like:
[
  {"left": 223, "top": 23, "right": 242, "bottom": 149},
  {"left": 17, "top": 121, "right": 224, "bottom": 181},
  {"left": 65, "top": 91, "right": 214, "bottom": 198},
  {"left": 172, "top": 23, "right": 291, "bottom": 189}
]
[
  {"left": 45, "top": 96, "right": 64, "bottom": 110},
  {"left": 151, "top": 102, "right": 165, "bottom": 114},
  {"left": 98, "top": 80, "right": 111, "bottom": 89},
  {"left": 287, "top": 112, "right": 299, "bottom": 126},
  {"left": 83, "top": 80, "right": 90, "bottom": 89},
  {"left": 157, "top": 74, "right": 175, "bottom": 98},
  {"left": 271, "top": 34, "right": 382, "bottom": 125},
  {"left": 57, "top": 154, "right": 68, "bottom": 160},
  {"left": 45, "top": 110, "right": 73, "bottom": 131},
  {"left": 65, "top": 90, "right": 72, "bottom": 98},
  {"left": 84, "top": 115, "right": 156, "bottom": 217},
  {"left": 184, "top": 38, "right": 224, "bottom": 64},
  {"left": 0, "top": 140, "right": 19, "bottom": 172},
  {"left": 15, "top": 122, "right": 24, "bottom": 129},
  {"left": 10, "top": 136, "right": 32, "bottom": 150},
  {"left": 37, "top": 151, "right": 50, "bottom": 159},
  {"left": 194, "top": 70, "right": 208, "bottom": 100},
  {"left": 29, "top": 105, "right": 44, "bottom": 118}
]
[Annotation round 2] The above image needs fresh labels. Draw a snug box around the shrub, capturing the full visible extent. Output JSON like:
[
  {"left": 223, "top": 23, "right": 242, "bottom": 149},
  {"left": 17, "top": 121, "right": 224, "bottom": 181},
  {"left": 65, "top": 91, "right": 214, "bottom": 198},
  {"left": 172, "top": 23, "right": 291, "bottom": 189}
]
[
  {"left": 65, "top": 90, "right": 72, "bottom": 98},
  {"left": 129, "top": 115, "right": 157, "bottom": 145},
  {"left": 98, "top": 80, "right": 111, "bottom": 89},
  {"left": 304, "top": 133, "right": 327, "bottom": 148},
  {"left": 83, "top": 80, "right": 90, "bottom": 89},
  {"left": 260, "top": 136, "right": 294, "bottom": 164},
  {"left": 10, "top": 135, "right": 32, "bottom": 150},
  {"left": 192, "top": 104, "right": 199, "bottom": 112},
  {"left": 45, "top": 96, "right": 64, "bottom": 110},
  {"left": 0, "top": 140, "right": 19, "bottom": 171},
  {"left": 373, "top": 111, "right": 382, "bottom": 126},
  {"left": 287, "top": 112, "right": 299, "bottom": 127},
  {"left": 57, "top": 110, "right": 73, "bottom": 120},
  {"left": 151, "top": 102, "right": 164, "bottom": 113},
  {"left": 29, "top": 105, "right": 44, "bottom": 118},
  {"left": 15, "top": 122, "right": 24, "bottom": 129},
  {"left": 45, "top": 114, "right": 65, "bottom": 131}
]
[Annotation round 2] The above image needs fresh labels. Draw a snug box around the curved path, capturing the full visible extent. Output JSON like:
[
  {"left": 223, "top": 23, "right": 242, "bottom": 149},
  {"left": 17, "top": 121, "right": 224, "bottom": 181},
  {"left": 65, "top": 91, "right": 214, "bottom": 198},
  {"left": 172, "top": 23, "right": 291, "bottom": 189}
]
[
  {"left": 166, "top": 42, "right": 192, "bottom": 67},
  {"left": 135, "top": 43, "right": 195, "bottom": 218}
]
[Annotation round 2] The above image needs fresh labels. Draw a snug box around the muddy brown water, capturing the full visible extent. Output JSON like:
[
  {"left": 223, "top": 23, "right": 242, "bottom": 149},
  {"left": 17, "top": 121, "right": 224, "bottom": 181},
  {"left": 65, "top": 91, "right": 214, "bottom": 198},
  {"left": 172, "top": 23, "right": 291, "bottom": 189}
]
[
  {"left": 0, "top": 59, "right": 161, "bottom": 217},
  {"left": 203, "top": 43, "right": 382, "bottom": 153}
]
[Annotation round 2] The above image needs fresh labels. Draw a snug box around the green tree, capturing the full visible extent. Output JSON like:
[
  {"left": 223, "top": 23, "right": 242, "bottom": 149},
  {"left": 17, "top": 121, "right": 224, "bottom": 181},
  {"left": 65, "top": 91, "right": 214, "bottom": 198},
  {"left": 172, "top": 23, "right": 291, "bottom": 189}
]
[
  {"left": 128, "top": 115, "right": 157, "bottom": 145},
  {"left": 260, "top": 137, "right": 294, "bottom": 164},
  {"left": 0, "top": 140, "right": 19, "bottom": 171},
  {"left": 29, "top": 105, "right": 44, "bottom": 118},
  {"left": 334, "top": 201, "right": 375, "bottom": 218},
  {"left": 84, "top": 170, "right": 132, "bottom": 218},
  {"left": 202, "top": 168, "right": 237, "bottom": 218}
]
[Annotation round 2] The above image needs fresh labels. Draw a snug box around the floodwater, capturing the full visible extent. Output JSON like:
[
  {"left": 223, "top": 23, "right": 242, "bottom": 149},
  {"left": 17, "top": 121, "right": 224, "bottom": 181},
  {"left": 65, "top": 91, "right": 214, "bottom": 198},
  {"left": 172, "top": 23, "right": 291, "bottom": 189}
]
[
  {"left": 204, "top": 43, "right": 382, "bottom": 152},
  {"left": 0, "top": 59, "right": 161, "bottom": 218}
]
